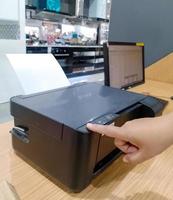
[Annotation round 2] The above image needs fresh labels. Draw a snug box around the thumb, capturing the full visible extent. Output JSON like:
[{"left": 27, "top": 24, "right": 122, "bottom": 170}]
[
  {"left": 123, "top": 151, "right": 145, "bottom": 164},
  {"left": 86, "top": 123, "right": 125, "bottom": 139}
]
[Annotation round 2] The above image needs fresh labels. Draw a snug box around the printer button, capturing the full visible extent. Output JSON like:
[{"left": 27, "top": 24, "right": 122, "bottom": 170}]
[
  {"left": 93, "top": 114, "right": 119, "bottom": 125},
  {"left": 93, "top": 118, "right": 108, "bottom": 125},
  {"left": 104, "top": 114, "right": 118, "bottom": 121},
  {"left": 78, "top": 125, "right": 89, "bottom": 133}
]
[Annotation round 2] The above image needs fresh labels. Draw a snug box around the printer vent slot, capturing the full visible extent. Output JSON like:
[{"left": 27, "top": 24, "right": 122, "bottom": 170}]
[{"left": 93, "top": 148, "right": 121, "bottom": 175}]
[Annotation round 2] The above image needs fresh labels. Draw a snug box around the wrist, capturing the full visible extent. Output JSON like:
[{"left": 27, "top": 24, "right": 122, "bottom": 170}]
[{"left": 158, "top": 114, "right": 173, "bottom": 147}]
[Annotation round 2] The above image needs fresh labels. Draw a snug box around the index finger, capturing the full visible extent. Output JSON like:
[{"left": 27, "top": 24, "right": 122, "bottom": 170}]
[{"left": 86, "top": 123, "right": 124, "bottom": 139}]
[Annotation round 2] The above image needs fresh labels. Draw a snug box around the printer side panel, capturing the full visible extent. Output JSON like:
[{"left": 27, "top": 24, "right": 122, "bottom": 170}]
[
  {"left": 12, "top": 117, "right": 100, "bottom": 192},
  {"left": 140, "top": 96, "right": 167, "bottom": 117},
  {"left": 62, "top": 126, "right": 100, "bottom": 192}
]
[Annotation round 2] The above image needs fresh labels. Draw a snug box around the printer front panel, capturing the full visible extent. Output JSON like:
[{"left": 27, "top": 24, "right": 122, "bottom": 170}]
[
  {"left": 12, "top": 117, "right": 101, "bottom": 192},
  {"left": 12, "top": 118, "right": 74, "bottom": 188},
  {"left": 92, "top": 103, "right": 154, "bottom": 176}
]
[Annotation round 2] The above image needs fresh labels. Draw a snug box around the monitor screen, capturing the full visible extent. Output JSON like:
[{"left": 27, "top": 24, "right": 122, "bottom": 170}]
[
  {"left": 46, "top": 0, "right": 61, "bottom": 12},
  {"left": 104, "top": 42, "right": 144, "bottom": 89},
  {"left": 38, "top": 0, "right": 75, "bottom": 15}
]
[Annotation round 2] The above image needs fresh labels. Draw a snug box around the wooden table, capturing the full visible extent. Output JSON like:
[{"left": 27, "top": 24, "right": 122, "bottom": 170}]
[
  {"left": 2, "top": 51, "right": 173, "bottom": 200},
  {"left": 0, "top": 79, "right": 173, "bottom": 200}
]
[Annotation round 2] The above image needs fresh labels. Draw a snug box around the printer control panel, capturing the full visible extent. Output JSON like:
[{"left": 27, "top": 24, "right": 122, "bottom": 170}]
[
  {"left": 77, "top": 113, "right": 119, "bottom": 133},
  {"left": 90, "top": 113, "right": 119, "bottom": 125}
]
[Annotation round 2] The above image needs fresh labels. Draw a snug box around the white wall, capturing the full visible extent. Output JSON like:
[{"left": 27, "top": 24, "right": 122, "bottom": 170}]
[
  {"left": 0, "top": 0, "right": 19, "bottom": 21},
  {"left": 0, "top": 0, "right": 26, "bottom": 103},
  {"left": 0, "top": 0, "right": 25, "bottom": 53}
]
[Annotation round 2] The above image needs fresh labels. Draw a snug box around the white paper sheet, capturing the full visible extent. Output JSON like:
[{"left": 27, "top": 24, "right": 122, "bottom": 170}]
[
  {"left": 0, "top": 54, "right": 24, "bottom": 103},
  {"left": 6, "top": 54, "right": 70, "bottom": 95}
]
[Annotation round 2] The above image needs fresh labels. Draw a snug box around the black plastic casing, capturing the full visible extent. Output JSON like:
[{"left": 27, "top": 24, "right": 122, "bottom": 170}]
[{"left": 10, "top": 83, "right": 165, "bottom": 192}]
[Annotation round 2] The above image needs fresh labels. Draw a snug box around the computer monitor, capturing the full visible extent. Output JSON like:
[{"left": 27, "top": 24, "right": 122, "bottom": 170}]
[{"left": 104, "top": 42, "right": 145, "bottom": 89}]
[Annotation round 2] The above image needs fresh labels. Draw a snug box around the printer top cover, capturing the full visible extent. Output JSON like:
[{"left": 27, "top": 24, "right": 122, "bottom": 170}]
[{"left": 11, "top": 83, "right": 147, "bottom": 130}]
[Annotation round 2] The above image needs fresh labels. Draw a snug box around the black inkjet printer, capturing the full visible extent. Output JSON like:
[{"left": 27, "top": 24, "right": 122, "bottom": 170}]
[{"left": 10, "top": 83, "right": 166, "bottom": 192}]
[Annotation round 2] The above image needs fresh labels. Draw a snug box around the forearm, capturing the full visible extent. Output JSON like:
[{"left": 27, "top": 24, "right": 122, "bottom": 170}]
[
  {"left": 87, "top": 112, "right": 173, "bottom": 164},
  {"left": 158, "top": 112, "right": 173, "bottom": 147}
]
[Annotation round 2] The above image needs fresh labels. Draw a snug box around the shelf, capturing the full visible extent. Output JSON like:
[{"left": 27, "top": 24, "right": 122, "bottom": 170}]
[
  {"left": 26, "top": 45, "right": 104, "bottom": 78},
  {"left": 66, "top": 68, "right": 104, "bottom": 78},
  {"left": 72, "top": 55, "right": 103, "bottom": 60},
  {"left": 55, "top": 47, "right": 103, "bottom": 52},
  {"left": 53, "top": 54, "right": 71, "bottom": 59},
  {"left": 53, "top": 53, "right": 103, "bottom": 60},
  {"left": 26, "top": 7, "right": 109, "bottom": 24},
  {"left": 95, "top": 62, "right": 104, "bottom": 68},
  {"left": 55, "top": 55, "right": 103, "bottom": 60},
  {"left": 60, "top": 61, "right": 104, "bottom": 69}
]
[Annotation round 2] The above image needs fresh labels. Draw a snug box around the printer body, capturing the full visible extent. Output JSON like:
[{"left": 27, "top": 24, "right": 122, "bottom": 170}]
[{"left": 10, "top": 83, "right": 165, "bottom": 192}]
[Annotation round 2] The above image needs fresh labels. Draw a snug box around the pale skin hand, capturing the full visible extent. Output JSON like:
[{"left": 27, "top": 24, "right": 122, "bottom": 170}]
[{"left": 87, "top": 112, "right": 173, "bottom": 164}]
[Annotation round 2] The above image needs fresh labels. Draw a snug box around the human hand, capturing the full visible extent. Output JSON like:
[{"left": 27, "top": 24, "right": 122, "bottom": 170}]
[{"left": 87, "top": 115, "right": 173, "bottom": 164}]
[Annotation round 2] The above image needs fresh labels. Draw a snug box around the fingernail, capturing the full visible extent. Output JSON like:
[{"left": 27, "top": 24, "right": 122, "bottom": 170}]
[
  {"left": 87, "top": 123, "right": 93, "bottom": 128},
  {"left": 123, "top": 156, "right": 129, "bottom": 163}
]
